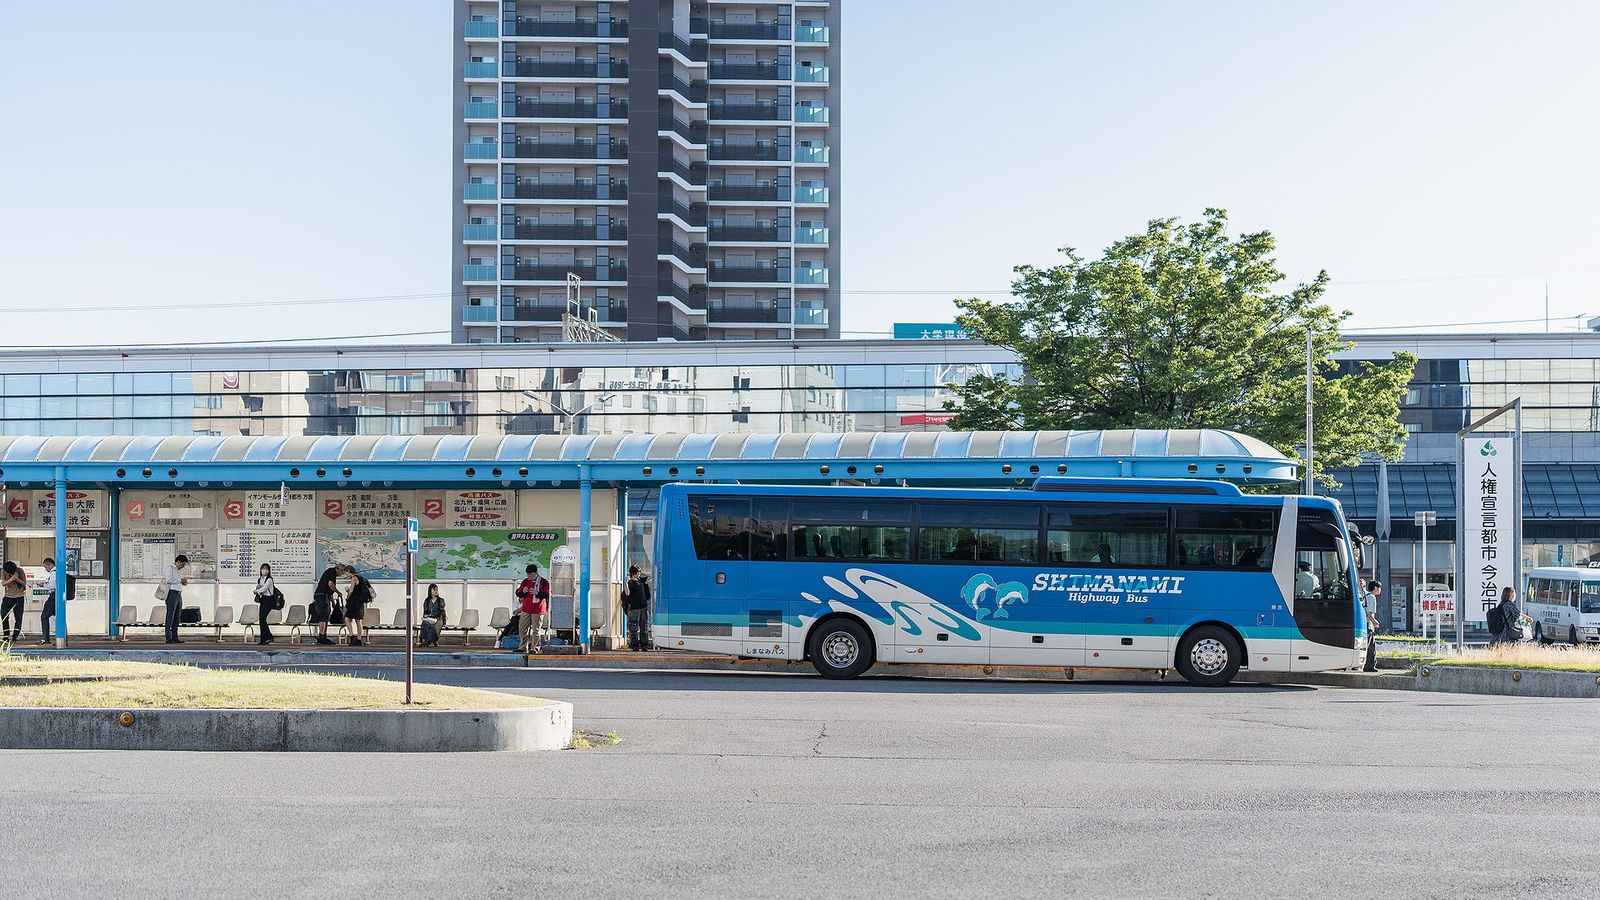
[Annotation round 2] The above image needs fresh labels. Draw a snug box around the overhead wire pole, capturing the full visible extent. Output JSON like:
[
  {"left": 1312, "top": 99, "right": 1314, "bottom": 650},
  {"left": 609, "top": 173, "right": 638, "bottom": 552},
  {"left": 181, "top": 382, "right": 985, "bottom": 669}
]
[{"left": 1304, "top": 327, "right": 1315, "bottom": 494}]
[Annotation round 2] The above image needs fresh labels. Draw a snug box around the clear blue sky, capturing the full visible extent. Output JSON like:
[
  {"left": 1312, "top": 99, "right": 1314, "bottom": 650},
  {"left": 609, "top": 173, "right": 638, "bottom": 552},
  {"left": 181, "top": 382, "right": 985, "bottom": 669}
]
[{"left": 3, "top": 0, "right": 1599, "bottom": 347}]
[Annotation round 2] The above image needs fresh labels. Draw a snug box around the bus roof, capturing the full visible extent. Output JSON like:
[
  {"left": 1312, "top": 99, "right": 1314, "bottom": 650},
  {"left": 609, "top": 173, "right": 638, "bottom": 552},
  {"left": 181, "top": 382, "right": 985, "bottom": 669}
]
[
  {"left": 666, "top": 478, "right": 1326, "bottom": 507},
  {"left": 1527, "top": 566, "right": 1600, "bottom": 577}
]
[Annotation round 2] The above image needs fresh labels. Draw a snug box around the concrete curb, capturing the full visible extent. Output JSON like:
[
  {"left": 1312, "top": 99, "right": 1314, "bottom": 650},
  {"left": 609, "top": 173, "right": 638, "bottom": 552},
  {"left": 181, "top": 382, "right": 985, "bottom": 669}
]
[
  {"left": 1408, "top": 665, "right": 1600, "bottom": 699},
  {"left": 0, "top": 700, "right": 573, "bottom": 752}
]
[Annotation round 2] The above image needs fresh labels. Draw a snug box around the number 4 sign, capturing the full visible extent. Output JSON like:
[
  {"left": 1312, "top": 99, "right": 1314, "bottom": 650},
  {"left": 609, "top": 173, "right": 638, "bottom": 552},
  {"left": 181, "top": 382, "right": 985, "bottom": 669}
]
[{"left": 6, "top": 498, "right": 28, "bottom": 521}]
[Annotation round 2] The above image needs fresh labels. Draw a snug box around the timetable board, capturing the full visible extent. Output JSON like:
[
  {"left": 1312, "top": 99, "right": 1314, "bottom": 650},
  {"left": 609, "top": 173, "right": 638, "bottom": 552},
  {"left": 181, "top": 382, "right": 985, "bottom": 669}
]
[{"left": 217, "top": 530, "right": 316, "bottom": 582}]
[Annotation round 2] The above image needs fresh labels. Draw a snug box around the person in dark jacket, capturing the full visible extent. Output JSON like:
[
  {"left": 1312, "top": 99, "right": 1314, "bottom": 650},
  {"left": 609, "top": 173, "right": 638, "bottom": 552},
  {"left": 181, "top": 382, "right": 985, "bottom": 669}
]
[
  {"left": 622, "top": 566, "right": 652, "bottom": 651},
  {"left": 38, "top": 557, "right": 76, "bottom": 645},
  {"left": 1489, "top": 586, "right": 1523, "bottom": 645},
  {"left": 1, "top": 561, "right": 27, "bottom": 643},
  {"left": 420, "top": 583, "right": 447, "bottom": 647},
  {"left": 338, "top": 564, "right": 373, "bottom": 646},
  {"left": 311, "top": 567, "right": 339, "bottom": 645}
]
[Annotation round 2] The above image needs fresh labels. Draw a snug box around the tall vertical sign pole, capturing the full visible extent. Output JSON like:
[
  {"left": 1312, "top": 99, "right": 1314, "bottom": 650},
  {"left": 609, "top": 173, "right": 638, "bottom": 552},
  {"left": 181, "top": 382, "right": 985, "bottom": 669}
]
[
  {"left": 405, "top": 516, "right": 419, "bottom": 705},
  {"left": 1304, "top": 329, "right": 1315, "bottom": 494},
  {"left": 1456, "top": 398, "right": 1523, "bottom": 650}
]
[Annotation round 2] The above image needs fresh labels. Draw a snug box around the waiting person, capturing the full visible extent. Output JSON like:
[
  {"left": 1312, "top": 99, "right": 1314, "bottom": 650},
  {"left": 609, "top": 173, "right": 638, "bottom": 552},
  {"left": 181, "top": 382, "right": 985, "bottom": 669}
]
[
  {"left": 1362, "top": 580, "right": 1383, "bottom": 672},
  {"left": 1488, "top": 586, "right": 1523, "bottom": 645},
  {"left": 37, "top": 557, "right": 77, "bottom": 645},
  {"left": 1, "top": 561, "right": 26, "bottom": 643},
  {"left": 420, "top": 584, "right": 447, "bottom": 648},
  {"left": 161, "top": 555, "right": 190, "bottom": 644},
  {"left": 311, "top": 567, "right": 339, "bottom": 645},
  {"left": 623, "top": 565, "right": 652, "bottom": 651},
  {"left": 252, "top": 563, "right": 277, "bottom": 646},
  {"left": 339, "top": 564, "right": 374, "bottom": 647},
  {"left": 515, "top": 563, "right": 550, "bottom": 653},
  {"left": 1294, "top": 561, "right": 1320, "bottom": 598}
]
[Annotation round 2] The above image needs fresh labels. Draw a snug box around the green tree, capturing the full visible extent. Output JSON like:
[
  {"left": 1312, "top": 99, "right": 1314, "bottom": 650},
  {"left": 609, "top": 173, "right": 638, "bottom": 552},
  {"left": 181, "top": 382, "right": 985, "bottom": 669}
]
[{"left": 948, "top": 209, "right": 1415, "bottom": 483}]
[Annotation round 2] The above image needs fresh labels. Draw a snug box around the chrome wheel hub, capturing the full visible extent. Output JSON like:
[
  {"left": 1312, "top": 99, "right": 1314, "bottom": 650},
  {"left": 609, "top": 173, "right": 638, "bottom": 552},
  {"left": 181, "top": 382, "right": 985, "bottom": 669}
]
[
  {"left": 822, "top": 632, "right": 859, "bottom": 667},
  {"left": 1190, "top": 638, "right": 1229, "bottom": 676}
]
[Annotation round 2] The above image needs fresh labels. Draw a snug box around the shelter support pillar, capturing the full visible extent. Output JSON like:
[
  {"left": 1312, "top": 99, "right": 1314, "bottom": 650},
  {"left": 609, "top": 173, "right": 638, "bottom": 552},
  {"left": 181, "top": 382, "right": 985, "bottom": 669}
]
[
  {"left": 577, "top": 464, "right": 592, "bottom": 654},
  {"left": 617, "top": 484, "right": 630, "bottom": 576},
  {"left": 109, "top": 487, "right": 121, "bottom": 638},
  {"left": 53, "top": 467, "right": 67, "bottom": 648}
]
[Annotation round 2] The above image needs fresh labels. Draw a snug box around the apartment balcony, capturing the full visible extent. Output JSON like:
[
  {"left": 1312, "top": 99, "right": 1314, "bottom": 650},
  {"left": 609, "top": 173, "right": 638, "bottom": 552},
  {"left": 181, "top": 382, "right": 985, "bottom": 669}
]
[
  {"left": 510, "top": 180, "right": 625, "bottom": 200},
  {"left": 709, "top": 102, "right": 784, "bottom": 121},
  {"left": 795, "top": 145, "right": 830, "bottom": 164},
  {"left": 710, "top": 223, "right": 781, "bottom": 243},
  {"left": 508, "top": 17, "right": 629, "bottom": 39},
  {"left": 709, "top": 62, "right": 786, "bottom": 81},
  {"left": 659, "top": 33, "right": 708, "bottom": 63},
  {"left": 794, "top": 267, "right": 829, "bottom": 285},
  {"left": 463, "top": 223, "right": 498, "bottom": 241},
  {"left": 796, "top": 24, "right": 830, "bottom": 44},
  {"left": 710, "top": 264, "right": 785, "bottom": 284},
  {"left": 710, "top": 141, "right": 782, "bottom": 161},
  {"left": 462, "top": 264, "right": 498, "bottom": 281},
  {"left": 795, "top": 225, "right": 829, "bottom": 244},
  {"left": 660, "top": 198, "right": 708, "bottom": 226},
  {"left": 658, "top": 114, "right": 709, "bottom": 144},
  {"left": 661, "top": 323, "right": 711, "bottom": 341},
  {"left": 513, "top": 60, "right": 629, "bottom": 79},
  {"left": 463, "top": 305, "right": 498, "bottom": 322},
  {"left": 662, "top": 156, "right": 708, "bottom": 187},
  {"left": 509, "top": 263, "right": 627, "bottom": 282},
  {"left": 795, "top": 65, "right": 830, "bottom": 84},
  {"left": 794, "top": 306, "right": 829, "bottom": 327},
  {"left": 463, "top": 141, "right": 499, "bottom": 159},
  {"left": 709, "top": 303, "right": 784, "bottom": 324},
  {"left": 793, "top": 105, "right": 829, "bottom": 124},
  {"left": 509, "top": 222, "right": 627, "bottom": 241},
  {"left": 659, "top": 73, "right": 709, "bottom": 103},
  {"left": 512, "top": 99, "right": 629, "bottom": 119},
  {"left": 708, "top": 22, "right": 786, "bottom": 41},
  {"left": 709, "top": 182, "right": 785, "bottom": 202},
  {"left": 463, "top": 101, "right": 499, "bottom": 119},
  {"left": 500, "top": 304, "right": 565, "bottom": 322},
  {"left": 464, "top": 19, "right": 498, "bottom": 38},
  {"left": 464, "top": 61, "right": 499, "bottom": 78},
  {"left": 794, "top": 184, "right": 829, "bottom": 204},
  {"left": 463, "top": 182, "right": 499, "bottom": 200},
  {"left": 506, "top": 140, "right": 628, "bottom": 160},
  {"left": 659, "top": 236, "right": 708, "bottom": 267}
]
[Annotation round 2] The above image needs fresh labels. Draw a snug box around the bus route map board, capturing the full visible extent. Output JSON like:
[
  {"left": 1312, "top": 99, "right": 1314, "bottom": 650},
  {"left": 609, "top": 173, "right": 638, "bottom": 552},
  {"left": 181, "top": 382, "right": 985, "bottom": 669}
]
[
  {"left": 316, "top": 528, "right": 407, "bottom": 580},
  {"left": 416, "top": 530, "right": 567, "bottom": 582},
  {"left": 217, "top": 530, "right": 316, "bottom": 582},
  {"left": 120, "top": 531, "right": 218, "bottom": 581}
]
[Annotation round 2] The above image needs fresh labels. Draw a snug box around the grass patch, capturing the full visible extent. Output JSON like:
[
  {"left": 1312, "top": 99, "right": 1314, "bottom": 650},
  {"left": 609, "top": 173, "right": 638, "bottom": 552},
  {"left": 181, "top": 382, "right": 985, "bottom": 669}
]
[
  {"left": 1374, "top": 634, "right": 1436, "bottom": 644},
  {"left": 0, "top": 657, "right": 546, "bottom": 711},
  {"left": 1386, "top": 643, "right": 1600, "bottom": 674},
  {"left": 567, "top": 729, "right": 623, "bottom": 750}
]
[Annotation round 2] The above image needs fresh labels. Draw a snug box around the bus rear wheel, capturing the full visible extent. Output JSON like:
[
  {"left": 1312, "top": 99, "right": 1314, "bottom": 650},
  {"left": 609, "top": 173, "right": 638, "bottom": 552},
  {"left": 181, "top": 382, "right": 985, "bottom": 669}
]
[
  {"left": 808, "top": 618, "right": 875, "bottom": 680},
  {"left": 1570, "top": 626, "right": 1580, "bottom": 645},
  {"left": 1175, "top": 626, "right": 1242, "bottom": 687}
]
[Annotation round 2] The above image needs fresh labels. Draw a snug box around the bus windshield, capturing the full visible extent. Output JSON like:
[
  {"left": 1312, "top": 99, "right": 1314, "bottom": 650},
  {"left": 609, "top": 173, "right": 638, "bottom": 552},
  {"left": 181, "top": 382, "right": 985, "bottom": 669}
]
[{"left": 1582, "top": 582, "right": 1600, "bottom": 615}]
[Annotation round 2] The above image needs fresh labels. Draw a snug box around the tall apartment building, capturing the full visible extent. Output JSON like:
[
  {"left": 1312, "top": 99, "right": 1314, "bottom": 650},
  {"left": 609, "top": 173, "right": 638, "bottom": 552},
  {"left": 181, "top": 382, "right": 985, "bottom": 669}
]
[{"left": 452, "top": 1, "right": 842, "bottom": 343}]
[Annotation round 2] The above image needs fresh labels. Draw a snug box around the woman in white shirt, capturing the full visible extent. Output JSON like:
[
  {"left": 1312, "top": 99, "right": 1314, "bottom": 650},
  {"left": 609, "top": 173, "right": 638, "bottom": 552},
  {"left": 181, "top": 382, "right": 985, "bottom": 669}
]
[
  {"left": 252, "top": 563, "right": 277, "bottom": 646},
  {"left": 162, "top": 555, "right": 190, "bottom": 644}
]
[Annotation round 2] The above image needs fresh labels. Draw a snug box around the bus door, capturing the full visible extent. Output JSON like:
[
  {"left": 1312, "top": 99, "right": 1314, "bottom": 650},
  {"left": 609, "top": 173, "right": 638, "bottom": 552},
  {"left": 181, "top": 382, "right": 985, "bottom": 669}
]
[
  {"left": 1580, "top": 580, "right": 1600, "bottom": 644},
  {"left": 1291, "top": 508, "right": 1357, "bottom": 663},
  {"left": 686, "top": 495, "right": 749, "bottom": 652}
]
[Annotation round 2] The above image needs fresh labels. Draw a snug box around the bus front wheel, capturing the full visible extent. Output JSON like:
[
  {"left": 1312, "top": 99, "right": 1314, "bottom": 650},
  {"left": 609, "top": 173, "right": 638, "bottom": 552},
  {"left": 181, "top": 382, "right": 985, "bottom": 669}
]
[
  {"left": 1175, "top": 626, "right": 1242, "bottom": 687},
  {"left": 808, "top": 618, "right": 875, "bottom": 680}
]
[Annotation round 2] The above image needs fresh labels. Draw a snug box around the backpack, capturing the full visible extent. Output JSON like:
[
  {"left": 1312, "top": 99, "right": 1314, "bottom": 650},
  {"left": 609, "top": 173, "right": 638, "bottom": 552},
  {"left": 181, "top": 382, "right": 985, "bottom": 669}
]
[
  {"left": 270, "top": 588, "right": 286, "bottom": 611},
  {"left": 1486, "top": 604, "right": 1506, "bottom": 634}
]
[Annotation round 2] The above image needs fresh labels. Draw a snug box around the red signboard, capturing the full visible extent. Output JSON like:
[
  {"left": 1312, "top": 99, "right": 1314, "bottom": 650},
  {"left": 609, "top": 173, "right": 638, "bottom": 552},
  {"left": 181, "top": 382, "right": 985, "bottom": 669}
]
[
  {"left": 125, "top": 500, "right": 146, "bottom": 520},
  {"left": 900, "top": 413, "right": 956, "bottom": 426},
  {"left": 323, "top": 499, "right": 344, "bottom": 521},
  {"left": 222, "top": 500, "right": 245, "bottom": 521},
  {"left": 422, "top": 498, "right": 444, "bottom": 520},
  {"left": 7, "top": 498, "right": 28, "bottom": 521}
]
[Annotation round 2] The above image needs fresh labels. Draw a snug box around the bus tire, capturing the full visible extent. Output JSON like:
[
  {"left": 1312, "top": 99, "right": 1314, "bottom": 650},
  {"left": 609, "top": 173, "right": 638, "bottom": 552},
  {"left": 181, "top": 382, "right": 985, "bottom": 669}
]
[
  {"left": 808, "top": 618, "right": 875, "bottom": 680},
  {"left": 1570, "top": 626, "right": 1580, "bottom": 645},
  {"left": 1175, "top": 626, "right": 1241, "bottom": 687}
]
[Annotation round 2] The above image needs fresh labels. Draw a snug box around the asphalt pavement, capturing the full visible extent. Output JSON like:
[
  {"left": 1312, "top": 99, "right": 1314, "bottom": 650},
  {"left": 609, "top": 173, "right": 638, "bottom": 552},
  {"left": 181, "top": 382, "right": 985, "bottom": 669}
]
[{"left": 2, "top": 665, "right": 1596, "bottom": 899}]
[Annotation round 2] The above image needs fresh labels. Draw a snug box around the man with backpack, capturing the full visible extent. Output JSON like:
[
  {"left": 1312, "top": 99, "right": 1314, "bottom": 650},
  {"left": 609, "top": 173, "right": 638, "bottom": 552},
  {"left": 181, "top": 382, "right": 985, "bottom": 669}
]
[
  {"left": 1487, "top": 586, "right": 1523, "bottom": 645},
  {"left": 515, "top": 563, "right": 550, "bottom": 654},
  {"left": 622, "top": 565, "right": 652, "bottom": 651}
]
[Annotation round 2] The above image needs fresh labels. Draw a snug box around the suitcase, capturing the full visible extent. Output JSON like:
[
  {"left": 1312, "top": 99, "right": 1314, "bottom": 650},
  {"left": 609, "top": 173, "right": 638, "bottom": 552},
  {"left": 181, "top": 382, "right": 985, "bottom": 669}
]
[{"left": 179, "top": 607, "right": 202, "bottom": 624}]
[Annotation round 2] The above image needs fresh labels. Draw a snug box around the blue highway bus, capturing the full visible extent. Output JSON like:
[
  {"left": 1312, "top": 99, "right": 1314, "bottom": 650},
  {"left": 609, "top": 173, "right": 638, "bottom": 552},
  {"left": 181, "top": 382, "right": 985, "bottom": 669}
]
[{"left": 653, "top": 477, "right": 1366, "bottom": 686}]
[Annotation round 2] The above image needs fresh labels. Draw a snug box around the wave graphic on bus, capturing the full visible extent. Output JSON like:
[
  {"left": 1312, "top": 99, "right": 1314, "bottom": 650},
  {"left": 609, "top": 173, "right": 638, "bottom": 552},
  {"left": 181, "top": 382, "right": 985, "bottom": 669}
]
[{"left": 801, "top": 568, "right": 983, "bottom": 642}]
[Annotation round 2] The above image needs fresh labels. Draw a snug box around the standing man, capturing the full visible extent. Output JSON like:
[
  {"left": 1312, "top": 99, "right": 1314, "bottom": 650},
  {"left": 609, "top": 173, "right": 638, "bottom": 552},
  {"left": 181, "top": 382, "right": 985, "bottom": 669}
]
[
  {"left": 1488, "top": 586, "right": 1523, "bottom": 645},
  {"left": 162, "top": 555, "right": 190, "bottom": 644},
  {"left": 1361, "top": 580, "right": 1383, "bottom": 672},
  {"left": 515, "top": 563, "right": 550, "bottom": 654},
  {"left": 622, "top": 565, "right": 649, "bottom": 651},
  {"left": 37, "top": 556, "right": 76, "bottom": 645}
]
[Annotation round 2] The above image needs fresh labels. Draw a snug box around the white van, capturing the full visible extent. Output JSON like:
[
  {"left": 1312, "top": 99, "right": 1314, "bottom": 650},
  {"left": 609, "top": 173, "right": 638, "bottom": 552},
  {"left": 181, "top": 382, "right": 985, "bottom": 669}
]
[{"left": 1524, "top": 566, "right": 1600, "bottom": 644}]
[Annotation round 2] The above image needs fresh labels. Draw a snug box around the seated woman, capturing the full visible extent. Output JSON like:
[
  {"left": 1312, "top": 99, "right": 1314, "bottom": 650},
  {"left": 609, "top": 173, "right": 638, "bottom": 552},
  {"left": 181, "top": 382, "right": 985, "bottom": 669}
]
[{"left": 420, "top": 584, "right": 447, "bottom": 647}]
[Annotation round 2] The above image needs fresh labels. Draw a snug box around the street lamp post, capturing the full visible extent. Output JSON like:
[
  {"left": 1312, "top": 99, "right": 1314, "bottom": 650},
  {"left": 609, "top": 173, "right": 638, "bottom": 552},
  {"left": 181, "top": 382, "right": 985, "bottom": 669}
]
[{"left": 1415, "top": 510, "right": 1437, "bottom": 646}]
